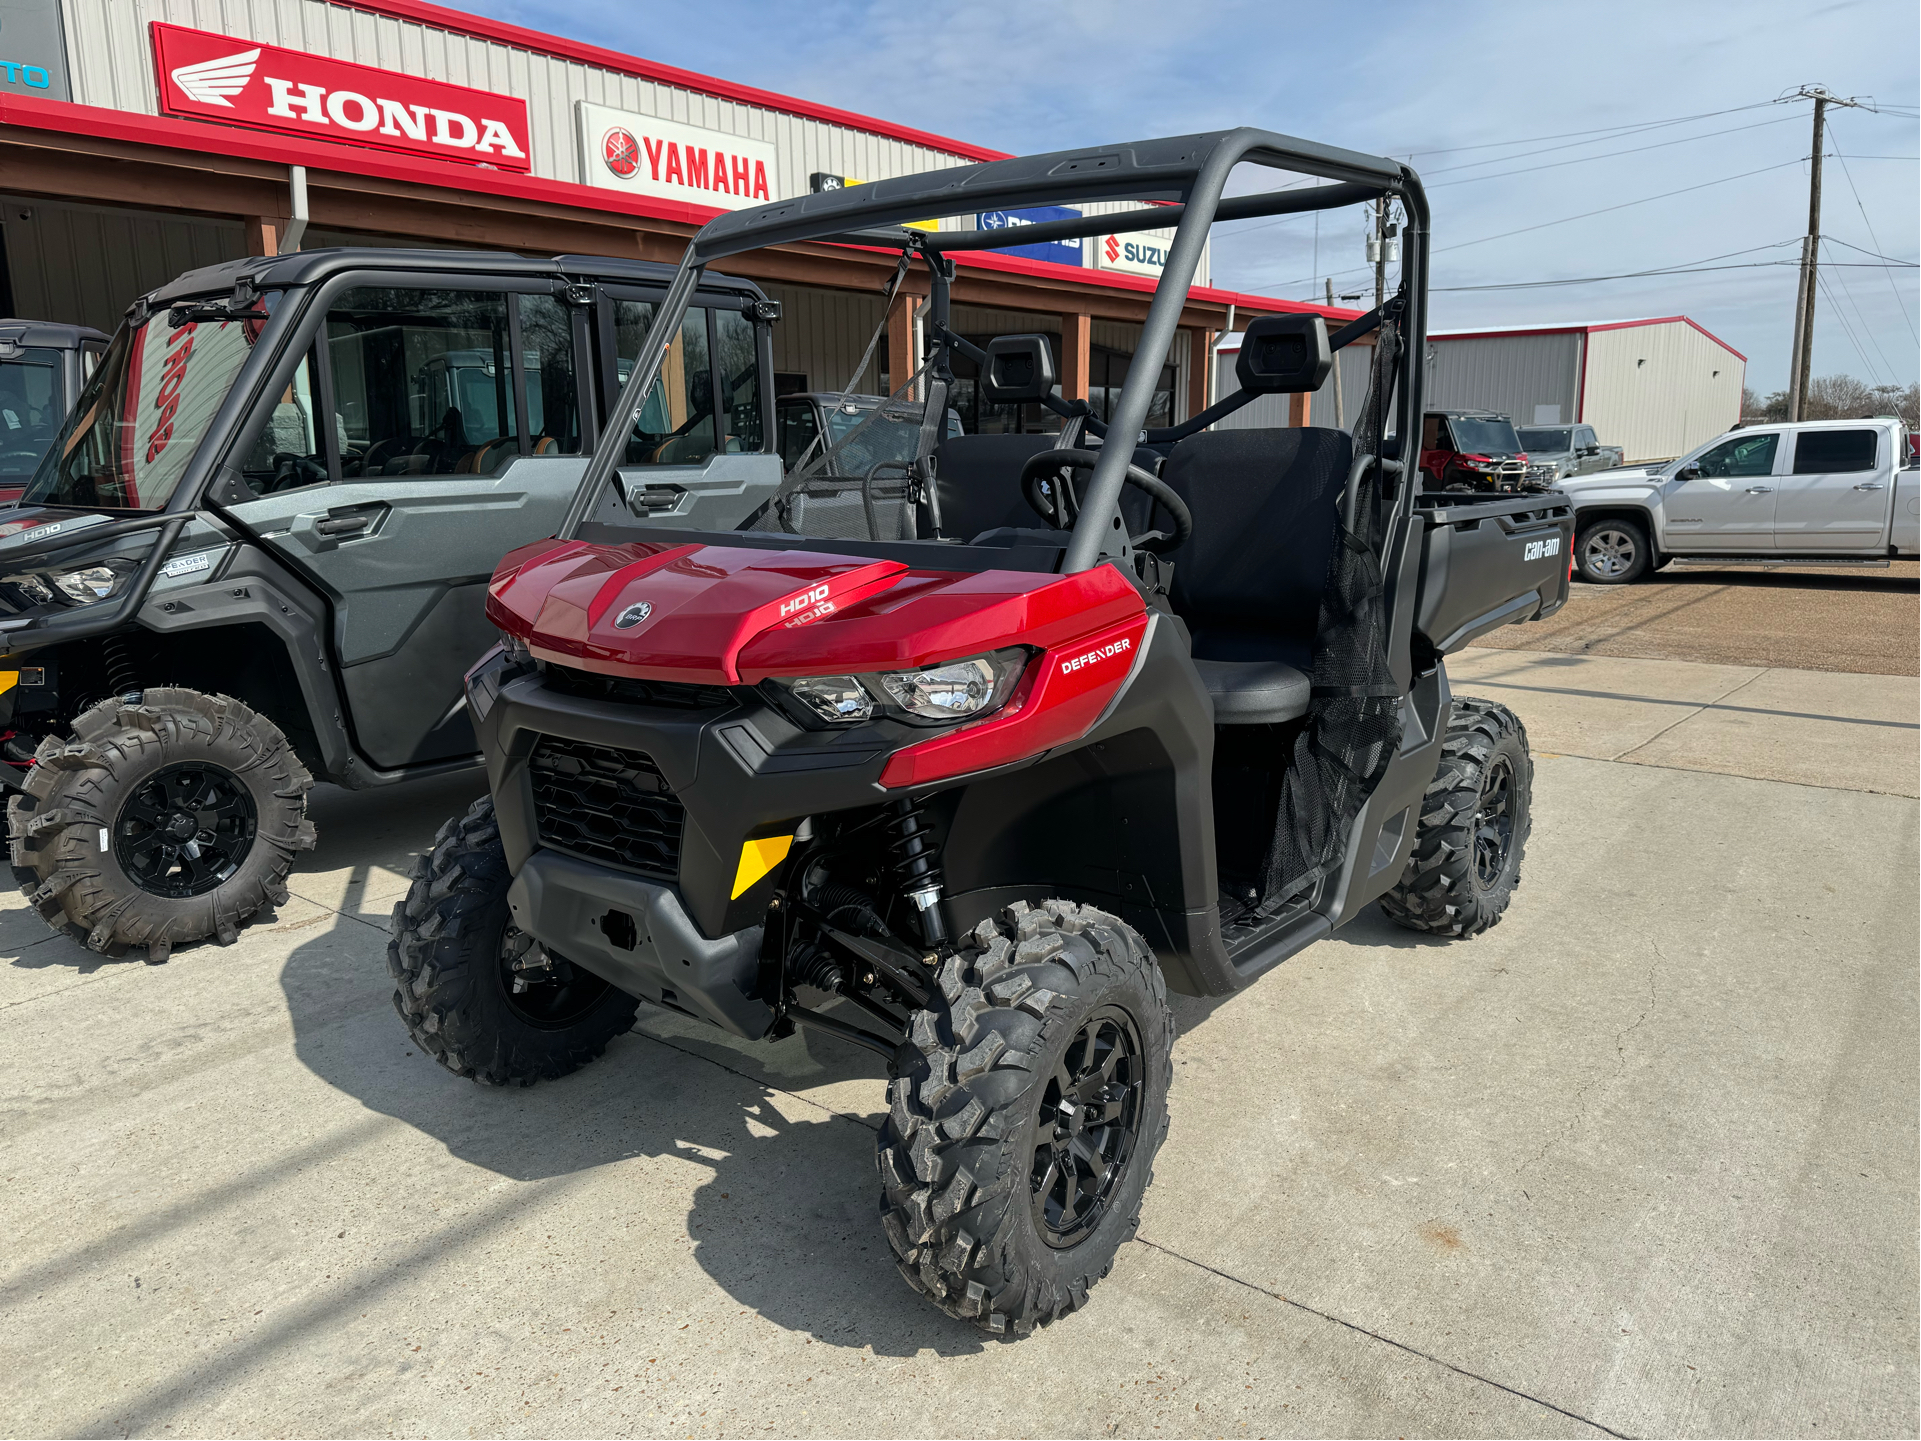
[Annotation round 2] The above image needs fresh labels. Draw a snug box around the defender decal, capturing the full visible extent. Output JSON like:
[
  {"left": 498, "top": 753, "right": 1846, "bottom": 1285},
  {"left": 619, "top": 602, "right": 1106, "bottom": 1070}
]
[{"left": 1060, "top": 636, "right": 1133, "bottom": 674}]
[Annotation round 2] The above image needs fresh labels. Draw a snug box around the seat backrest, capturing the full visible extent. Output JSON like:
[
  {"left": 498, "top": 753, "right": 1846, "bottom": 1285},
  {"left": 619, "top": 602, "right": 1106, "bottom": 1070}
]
[
  {"left": 1161, "top": 427, "right": 1353, "bottom": 665},
  {"left": 929, "top": 433, "right": 1063, "bottom": 541}
]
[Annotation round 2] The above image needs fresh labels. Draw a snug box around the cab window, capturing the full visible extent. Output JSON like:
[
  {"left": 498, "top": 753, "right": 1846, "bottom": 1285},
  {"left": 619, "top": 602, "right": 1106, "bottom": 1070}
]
[
  {"left": 1692, "top": 433, "right": 1778, "bottom": 479},
  {"left": 776, "top": 400, "right": 821, "bottom": 469},
  {"left": 517, "top": 294, "right": 583, "bottom": 456},
  {"left": 1791, "top": 429, "right": 1877, "bottom": 474},
  {"left": 610, "top": 300, "right": 717, "bottom": 466},
  {"left": 240, "top": 351, "right": 327, "bottom": 494},
  {"left": 714, "top": 309, "right": 762, "bottom": 455},
  {"left": 328, "top": 288, "right": 521, "bottom": 479}
]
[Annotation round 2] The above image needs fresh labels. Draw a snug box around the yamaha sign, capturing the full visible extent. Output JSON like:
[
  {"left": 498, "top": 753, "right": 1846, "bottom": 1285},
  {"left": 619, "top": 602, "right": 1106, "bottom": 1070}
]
[
  {"left": 578, "top": 101, "right": 777, "bottom": 210},
  {"left": 151, "top": 22, "right": 532, "bottom": 171}
]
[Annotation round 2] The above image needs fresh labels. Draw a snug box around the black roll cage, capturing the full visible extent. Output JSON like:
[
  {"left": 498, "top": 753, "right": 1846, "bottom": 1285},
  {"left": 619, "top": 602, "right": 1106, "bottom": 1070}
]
[{"left": 560, "top": 127, "right": 1429, "bottom": 573}]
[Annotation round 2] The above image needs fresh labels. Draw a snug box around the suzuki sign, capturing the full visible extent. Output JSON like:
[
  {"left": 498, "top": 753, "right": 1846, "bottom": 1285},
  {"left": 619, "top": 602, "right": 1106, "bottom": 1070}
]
[
  {"left": 1092, "top": 231, "right": 1173, "bottom": 279},
  {"left": 151, "top": 23, "right": 532, "bottom": 172},
  {"left": 578, "top": 101, "right": 775, "bottom": 210}
]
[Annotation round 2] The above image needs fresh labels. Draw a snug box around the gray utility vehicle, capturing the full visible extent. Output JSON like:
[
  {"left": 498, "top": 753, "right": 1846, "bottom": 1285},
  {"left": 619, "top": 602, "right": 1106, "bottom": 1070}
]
[
  {"left": 0, "top": 319, "right": 110, "bottom": 503},
  {"left": 1513, "top": 422, "right": 1624, "bottom": 481},
  {"left": 1560, "top": 415, "right": 1919, "bottom": 583},
  {"left": 1, "top": 251, "right": 776, "bottom": 960},
  {"left": 387, "top": 127, "right": 1575, "bottom": 1334}
]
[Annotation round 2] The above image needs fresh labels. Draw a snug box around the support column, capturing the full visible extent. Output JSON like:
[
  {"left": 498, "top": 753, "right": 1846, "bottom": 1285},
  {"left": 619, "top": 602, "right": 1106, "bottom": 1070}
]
[
  {"left": 885, "top": 286, "right": 917, "bottom": 398},
  {"left": 244, "top": 215, "right": 280, "bottom": 257},
  {"left": 1059, "top": 309, "right": 1092, "bottom": 403},
  {"left": 1188, "top": 329, "right": 1213, "bottom": 421},
  {"left": 1288, "top": 390, "right": 1312, "bottom": 428}
]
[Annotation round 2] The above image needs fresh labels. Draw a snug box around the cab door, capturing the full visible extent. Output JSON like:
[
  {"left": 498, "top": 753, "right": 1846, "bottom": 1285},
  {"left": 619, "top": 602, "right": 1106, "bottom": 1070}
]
[
  {"left": 1774, "top": 427, "right": 1887, "bottom": 550},
  {"left": 1661, "top": 430, "right": 1782, "bottom": 551},
  {"left": 223, "top": 279, "right": 594, "bottom": 770}
]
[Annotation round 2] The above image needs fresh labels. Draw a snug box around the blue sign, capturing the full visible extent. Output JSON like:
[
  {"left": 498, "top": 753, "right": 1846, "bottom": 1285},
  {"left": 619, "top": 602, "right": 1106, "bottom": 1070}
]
[{"left": 976, "top": 206, "right": 1083, "bottom": 267}]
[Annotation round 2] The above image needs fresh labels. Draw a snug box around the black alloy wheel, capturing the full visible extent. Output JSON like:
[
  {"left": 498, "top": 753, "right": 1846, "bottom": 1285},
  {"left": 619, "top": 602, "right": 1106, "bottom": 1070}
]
[
  {"left": 498, "top": 924, "right": 613, "bottom": 1030},
  {"left": 113, "top": 761, "right": 258, "bottom": 899},
  {"left": 1472, "top": 754, "right": 1516, "bottom": 892},
  {"left": 1030, "top": 1006, "right": 1145, "bottom": 1249}
]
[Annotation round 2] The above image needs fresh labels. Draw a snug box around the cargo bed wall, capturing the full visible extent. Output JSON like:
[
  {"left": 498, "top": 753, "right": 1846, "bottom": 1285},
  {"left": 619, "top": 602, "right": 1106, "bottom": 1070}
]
[{"left": 1412, "top": 492, "right": 1574, "bottom": 654}]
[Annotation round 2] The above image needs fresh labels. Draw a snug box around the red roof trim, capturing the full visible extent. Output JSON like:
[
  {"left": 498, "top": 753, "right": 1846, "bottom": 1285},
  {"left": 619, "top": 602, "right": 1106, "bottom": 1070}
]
[
  {"left": 1585, "top": 314, "right": 1746, "bottom": 362},
  {"left": 294, "top": 0, "right": 1008, "bottom": 162},
  {"left": 0, "top": 93, "right": 1331, "bottom": 318},
  {"left": 1434, "top": 315, "right": 1746, "bottom": 362}
]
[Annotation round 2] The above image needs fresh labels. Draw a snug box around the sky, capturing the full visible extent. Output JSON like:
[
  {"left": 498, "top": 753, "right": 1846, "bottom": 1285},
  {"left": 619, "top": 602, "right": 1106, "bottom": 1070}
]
[{"left": 446, "top": 0, "right": 1919, "bottom": 395}]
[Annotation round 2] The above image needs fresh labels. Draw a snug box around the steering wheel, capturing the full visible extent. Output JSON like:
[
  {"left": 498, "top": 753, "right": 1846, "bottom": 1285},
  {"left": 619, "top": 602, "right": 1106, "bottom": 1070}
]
[{"left": 1019, "top": 447, "right": 1192, "bottom": 553}]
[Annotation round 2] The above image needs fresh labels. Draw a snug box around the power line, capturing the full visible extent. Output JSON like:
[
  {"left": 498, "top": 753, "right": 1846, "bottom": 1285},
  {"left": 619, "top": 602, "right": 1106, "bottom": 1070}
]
[
  {"left": 1401, "top": 101, "right": 1779, "bottom": 160},
  {"left": 1425, "top": 114, "right": 1801, "bottom": 187},
  {"left": 1825, "top": 236, "right": 1921, "bottom": 266},
  {"left": 1434, "top": 158, "right": 1812, "bottom": 256},
  {"left": 1826, "top": 118, "right": 1919, "bottom": 346},
  {"left": 1815, "top": 268, "right": 1882, "bottom": 382}
]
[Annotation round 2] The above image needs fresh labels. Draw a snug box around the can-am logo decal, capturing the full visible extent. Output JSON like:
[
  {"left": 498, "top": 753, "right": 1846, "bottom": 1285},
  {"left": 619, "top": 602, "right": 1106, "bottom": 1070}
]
[
  {"left": 1060, "top": 636, "right": 1133, "bottom": 675},
  {"left": 779, "top": 584, "right": 831, "bottom": 619},
  {"left": 614, "top": 601, "right": 653, "bottom": 628},
  {"left": 1523, "top": 536, "right": 1562, "bottom": 562},
  {"left": 152, "top": 23, "right": 532, "bottom": 173}
]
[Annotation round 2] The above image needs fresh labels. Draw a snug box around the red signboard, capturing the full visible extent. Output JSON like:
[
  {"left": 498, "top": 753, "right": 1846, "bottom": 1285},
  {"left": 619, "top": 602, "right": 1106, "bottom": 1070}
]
[{"left": 150, "top": 22, "right": 532, "bottom": 173}]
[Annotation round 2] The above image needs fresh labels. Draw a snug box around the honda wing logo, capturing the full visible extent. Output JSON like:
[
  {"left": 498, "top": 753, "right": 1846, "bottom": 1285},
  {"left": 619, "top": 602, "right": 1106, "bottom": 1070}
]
[{"left": 170, "top": 47, "right": 259, "bottom": 107}]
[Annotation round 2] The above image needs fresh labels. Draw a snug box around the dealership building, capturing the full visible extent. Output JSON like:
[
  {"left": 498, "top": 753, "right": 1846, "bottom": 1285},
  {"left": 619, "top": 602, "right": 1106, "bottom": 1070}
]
[{"left": 0, "top": 0, "right": 1354, "bottom": 431}]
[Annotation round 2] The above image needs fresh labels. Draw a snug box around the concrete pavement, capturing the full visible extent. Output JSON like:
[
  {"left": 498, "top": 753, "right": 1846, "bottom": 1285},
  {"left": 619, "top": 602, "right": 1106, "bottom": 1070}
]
[{"left": 0, "top": 651, "right": 1914, "bottom": 1438}]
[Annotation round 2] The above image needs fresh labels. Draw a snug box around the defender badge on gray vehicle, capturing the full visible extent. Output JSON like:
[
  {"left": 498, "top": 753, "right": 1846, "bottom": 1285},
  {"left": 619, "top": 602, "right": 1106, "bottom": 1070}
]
[{"left": 614, "top": 601, "right": 652, "bottom": 628}]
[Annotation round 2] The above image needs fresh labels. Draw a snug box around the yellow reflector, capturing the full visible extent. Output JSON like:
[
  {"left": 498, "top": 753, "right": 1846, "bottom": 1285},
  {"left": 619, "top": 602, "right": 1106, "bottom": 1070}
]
[
  {"left": 731, "top": 834, "right": 794, "bottom": 899},
  {"left": 0, "top": 672, "right": 15, "bottom": 696}
]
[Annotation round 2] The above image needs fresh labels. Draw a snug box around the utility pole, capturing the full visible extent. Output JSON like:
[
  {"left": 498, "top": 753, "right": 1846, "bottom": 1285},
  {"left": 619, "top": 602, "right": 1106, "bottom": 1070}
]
[
  {"left": 1784, "top": 85, "right": 1866, "bottom": 420},
  {"left": 1325, "top": 278, "right": 1347, "bottom": 431}
]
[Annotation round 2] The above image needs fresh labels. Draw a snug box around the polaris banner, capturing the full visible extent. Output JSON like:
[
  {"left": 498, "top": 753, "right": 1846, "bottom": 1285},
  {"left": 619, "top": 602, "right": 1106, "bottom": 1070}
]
[
  {"left": 151, "top": 22, "right": 532, "bottom": 171},
  {"left": 976, "top": 207, "right": 1083, "bottom": 267}
]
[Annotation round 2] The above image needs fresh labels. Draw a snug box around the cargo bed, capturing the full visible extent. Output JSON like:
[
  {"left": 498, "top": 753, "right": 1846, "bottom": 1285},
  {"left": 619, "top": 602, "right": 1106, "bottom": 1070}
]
[{"left": 1412, "top": 490, "right": 1573, "bottom": 654}]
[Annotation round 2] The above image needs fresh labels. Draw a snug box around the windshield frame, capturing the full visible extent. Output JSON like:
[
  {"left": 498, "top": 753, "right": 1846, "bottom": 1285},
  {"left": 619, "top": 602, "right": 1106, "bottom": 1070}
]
[
  {"left": 23, "top": 290, "right": 301, "bottom": 514},
  {"left": 1449, "top": 417, "right": 1524, "bottom": 455},
  {"left": 558, "top": 128, "right": 1430, "bottom": 575}
]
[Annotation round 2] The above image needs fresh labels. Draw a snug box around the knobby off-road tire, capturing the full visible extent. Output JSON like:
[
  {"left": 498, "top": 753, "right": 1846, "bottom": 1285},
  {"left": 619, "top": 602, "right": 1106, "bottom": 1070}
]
[
  {"left": 388, "top": 797, "right": 639, "bottom": 1086},
  {"left": 1380, "top": 697, "right": 1532, "bottom": 938},
  {"left": 7, "top": 687, "right": 315, "bottom": 961},
  {"left": 1574, "top": 516, "right": 1652, "bottom": 584},
  {"left": 878, "top": 899, "right": 1174, "bottom": 1336}
]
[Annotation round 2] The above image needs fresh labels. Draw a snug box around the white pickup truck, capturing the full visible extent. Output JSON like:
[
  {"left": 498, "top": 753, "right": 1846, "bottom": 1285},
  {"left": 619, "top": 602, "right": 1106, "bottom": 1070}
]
[{"left": 1560, "top": 417, "right": 1920, "bottom": 583}]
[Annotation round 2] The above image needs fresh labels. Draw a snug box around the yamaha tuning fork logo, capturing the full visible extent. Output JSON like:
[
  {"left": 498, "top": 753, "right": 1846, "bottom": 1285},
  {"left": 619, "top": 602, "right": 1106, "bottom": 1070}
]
[{"left": 614, "top": 601, "right": 653, "bottom": 629}]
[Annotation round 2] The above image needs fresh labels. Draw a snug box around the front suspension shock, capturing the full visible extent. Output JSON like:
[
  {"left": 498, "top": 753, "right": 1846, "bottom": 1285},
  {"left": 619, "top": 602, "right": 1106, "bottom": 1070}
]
[{"left": 883, "top": 797, "right": 947, "bottom": 949}]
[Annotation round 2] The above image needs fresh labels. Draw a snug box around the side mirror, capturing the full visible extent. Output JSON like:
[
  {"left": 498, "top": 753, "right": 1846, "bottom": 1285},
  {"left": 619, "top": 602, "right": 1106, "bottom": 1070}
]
[
  {"left": 1236, "top": 314, "right": 1332, "bottom": 394},
  {"left": 979, "top": 334, "right": 1057, "bottom": 404},
  {"left": 1676, "top": 464, "right": 1701, "bottom": 481},
  {"left": 1581, "top": 444, "right": 1600, "bottom": 456}
]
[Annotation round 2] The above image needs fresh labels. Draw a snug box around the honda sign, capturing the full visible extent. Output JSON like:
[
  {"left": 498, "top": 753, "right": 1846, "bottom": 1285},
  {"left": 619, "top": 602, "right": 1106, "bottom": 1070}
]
[{"left": 151, "top": 23, "right": 532, "bottom": 172}]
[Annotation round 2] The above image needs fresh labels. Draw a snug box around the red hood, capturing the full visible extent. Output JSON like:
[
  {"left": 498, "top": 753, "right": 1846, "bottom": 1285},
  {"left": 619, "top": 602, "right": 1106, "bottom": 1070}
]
[{"left": 486, "top": 539, "right": 1144, "bottom": 685}]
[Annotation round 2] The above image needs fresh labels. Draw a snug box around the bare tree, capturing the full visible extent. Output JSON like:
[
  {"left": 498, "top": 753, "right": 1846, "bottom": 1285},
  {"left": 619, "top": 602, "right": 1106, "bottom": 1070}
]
[{"left": 1745, "top": 375, "right": 1917, "bottom": 426}]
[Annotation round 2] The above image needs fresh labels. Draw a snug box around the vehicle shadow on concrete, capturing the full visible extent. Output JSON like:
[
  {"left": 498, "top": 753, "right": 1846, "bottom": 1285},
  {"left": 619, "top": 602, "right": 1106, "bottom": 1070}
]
[{"left": 276, "top": 895, "right": 991, "bottom": 1354}]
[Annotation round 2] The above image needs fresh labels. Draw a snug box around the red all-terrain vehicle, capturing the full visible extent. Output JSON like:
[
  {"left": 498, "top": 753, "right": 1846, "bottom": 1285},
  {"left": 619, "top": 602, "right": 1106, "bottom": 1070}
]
[{"left": 389, "top": 129, "right": 1573, "bottom": 1335}]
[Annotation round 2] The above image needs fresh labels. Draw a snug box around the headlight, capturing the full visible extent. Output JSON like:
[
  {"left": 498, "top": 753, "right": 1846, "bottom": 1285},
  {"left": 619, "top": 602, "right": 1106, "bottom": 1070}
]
[
  {"left": 879, "top": 657, "right": 1004, "bottom": 721},
  {"left": 2, "top": 573, "right": 52, "bottom": 605},
  {"left": 52, "top": 565, "right": 125, "bottom": 604},
  {"left": 772, "top": 649, "right": 1029, "bottom": 728}
]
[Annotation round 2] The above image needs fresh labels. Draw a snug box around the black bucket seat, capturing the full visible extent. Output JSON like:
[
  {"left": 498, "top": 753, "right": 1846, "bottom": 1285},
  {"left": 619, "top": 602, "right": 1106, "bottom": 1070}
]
[{"left": 1161, "top": 427, "right": 1352, "bottom": 724}]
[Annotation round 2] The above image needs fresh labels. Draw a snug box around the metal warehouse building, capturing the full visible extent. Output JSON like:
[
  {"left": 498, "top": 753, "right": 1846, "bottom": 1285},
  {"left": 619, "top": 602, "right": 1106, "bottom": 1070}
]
[
  {"left": 0, "top": 0, "right": 1351, "bottom": 432},
  {"left": 1423, "top": 318, "right": 1746, "bottom": 464}
]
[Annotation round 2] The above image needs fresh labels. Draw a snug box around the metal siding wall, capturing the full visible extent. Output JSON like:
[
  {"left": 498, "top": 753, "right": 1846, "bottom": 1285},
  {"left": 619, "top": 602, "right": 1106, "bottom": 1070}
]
[
  {"left": 1580, "top": 322, "right": 1744, "bottom": 464},
  {"left": 761, "top": 283, "right": 883, "bottom": 395},
  {"left": 1423, "top": 332, "right": 1580, "bottom": 426},
  {"left": 1, "top": 194, "right": 245, "bottom": 332},
  {"left": 55, "top": 0, "right": 1207, "bottom": 278},
  {"left": 1211, "top": 344, "right": 1369, "bottom": 431}
]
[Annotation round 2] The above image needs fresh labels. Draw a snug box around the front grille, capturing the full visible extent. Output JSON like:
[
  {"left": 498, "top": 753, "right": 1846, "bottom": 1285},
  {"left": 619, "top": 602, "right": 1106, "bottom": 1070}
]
[
  {"left": 542, "top": 664, "right": 738, "bottom": 712},
  {"left": 528, "top": 735, "right": 683, "bottom": 878}
]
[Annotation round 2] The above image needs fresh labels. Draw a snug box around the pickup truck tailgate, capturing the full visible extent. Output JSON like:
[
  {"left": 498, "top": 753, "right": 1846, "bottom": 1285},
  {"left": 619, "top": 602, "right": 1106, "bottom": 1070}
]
[{"left": 1412, "top": 491, "right": 1574, "bottom": 653}]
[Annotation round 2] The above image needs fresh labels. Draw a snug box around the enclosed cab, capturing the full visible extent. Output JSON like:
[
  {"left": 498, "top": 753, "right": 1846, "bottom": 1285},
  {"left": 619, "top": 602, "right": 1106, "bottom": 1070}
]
[
  {"left": 0, "top": 320, "right": 110, "bottom": 504},
  {"left": 1419, "top": 408, "right": 1557, "bottom": 493},
  {"left": 0, "top": 248, "right": 778, "bottom": 960}
]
